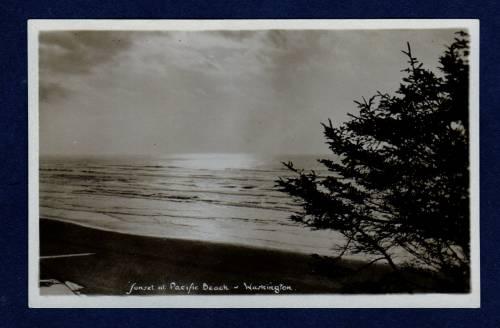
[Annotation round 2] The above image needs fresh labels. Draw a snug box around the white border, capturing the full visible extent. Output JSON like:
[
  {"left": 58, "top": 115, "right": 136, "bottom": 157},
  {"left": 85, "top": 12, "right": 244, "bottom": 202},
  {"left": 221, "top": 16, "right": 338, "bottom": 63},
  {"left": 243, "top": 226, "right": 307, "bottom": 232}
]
[{"left": 28, "top": 19, "right": 480, "bottom": 308}]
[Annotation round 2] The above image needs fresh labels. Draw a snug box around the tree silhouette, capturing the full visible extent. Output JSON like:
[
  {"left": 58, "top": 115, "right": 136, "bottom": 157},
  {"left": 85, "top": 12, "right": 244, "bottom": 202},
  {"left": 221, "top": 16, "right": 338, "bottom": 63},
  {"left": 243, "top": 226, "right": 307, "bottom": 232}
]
[{"left": 277, "top": 32, "right": 470, "bottom": 289}]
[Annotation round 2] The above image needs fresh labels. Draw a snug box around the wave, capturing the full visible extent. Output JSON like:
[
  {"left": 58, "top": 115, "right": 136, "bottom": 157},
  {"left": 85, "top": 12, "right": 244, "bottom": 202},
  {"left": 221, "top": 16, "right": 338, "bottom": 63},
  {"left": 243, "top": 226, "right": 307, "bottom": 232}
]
[{"left": 39, "top": 154, "right": 344, "bottom": 256}]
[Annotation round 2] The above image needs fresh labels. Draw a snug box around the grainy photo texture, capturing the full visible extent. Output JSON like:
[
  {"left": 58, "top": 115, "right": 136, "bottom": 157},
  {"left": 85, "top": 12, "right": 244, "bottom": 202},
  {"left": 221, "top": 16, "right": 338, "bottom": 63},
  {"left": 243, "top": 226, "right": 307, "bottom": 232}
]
[{"left": 30, "top": 20, "right": 479, "bottom": 307}]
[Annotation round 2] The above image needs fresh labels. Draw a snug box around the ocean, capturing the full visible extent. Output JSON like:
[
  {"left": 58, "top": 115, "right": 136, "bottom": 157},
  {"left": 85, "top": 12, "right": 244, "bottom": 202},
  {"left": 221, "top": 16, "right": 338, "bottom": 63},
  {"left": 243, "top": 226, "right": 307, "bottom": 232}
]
[{"left": 40, "top": 153, "right": 347, "bottom": 256}]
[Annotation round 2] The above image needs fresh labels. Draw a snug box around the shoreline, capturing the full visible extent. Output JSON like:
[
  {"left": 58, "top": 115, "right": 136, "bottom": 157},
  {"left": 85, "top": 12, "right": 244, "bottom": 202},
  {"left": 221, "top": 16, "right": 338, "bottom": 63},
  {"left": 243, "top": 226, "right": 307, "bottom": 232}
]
[
  {"left": 39, "top": 218, "right": 449, "bottom": 295},
  {"left": 38, "top": 216, "right": 338, "bottom": 258}
]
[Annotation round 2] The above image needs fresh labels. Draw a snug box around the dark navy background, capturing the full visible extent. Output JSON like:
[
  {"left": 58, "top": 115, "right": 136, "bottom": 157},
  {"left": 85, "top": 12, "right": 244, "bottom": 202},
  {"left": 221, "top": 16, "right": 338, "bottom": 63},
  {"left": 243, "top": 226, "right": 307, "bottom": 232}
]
[{"left": 1, "top": 0, "right": 499, "bottom": 327}]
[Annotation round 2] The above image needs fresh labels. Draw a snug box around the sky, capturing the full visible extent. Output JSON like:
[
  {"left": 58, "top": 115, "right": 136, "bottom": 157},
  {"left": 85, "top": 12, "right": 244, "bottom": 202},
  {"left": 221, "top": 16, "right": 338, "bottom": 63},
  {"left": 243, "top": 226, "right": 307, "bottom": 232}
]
[{"left": 39, "top": 29, "right": 458, "bottom": 156}]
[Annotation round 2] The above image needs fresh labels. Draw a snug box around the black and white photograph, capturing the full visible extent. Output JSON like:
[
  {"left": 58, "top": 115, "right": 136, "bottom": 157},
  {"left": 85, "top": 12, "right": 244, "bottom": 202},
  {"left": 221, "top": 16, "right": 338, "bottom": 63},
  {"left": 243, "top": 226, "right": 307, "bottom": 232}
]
[{"left": 28, "top": 20, "right": 479, "bottom": 307}]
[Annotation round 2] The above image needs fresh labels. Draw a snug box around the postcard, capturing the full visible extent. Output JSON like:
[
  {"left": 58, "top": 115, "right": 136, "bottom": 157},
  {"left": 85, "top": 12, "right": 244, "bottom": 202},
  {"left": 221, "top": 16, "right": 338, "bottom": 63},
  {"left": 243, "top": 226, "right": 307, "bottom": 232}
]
[{"left": 28, "top": 19, "right": 480, "bottom": 308}]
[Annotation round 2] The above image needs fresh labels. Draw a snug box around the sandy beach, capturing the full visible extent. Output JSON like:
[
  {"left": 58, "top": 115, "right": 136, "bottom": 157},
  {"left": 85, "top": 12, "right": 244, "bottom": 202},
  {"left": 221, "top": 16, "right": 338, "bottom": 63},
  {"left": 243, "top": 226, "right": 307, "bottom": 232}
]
[{"left": 39, "top": 218, "right": 422, "bottom": 295}]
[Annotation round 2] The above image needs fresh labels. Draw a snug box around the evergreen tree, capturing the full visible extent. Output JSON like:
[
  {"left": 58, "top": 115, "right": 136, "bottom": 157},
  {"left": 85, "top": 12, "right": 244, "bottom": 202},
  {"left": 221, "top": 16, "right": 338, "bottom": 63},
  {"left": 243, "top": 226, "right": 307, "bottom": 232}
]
[{"left": 277, "top": 32, "right": 470, "bottom": 289}]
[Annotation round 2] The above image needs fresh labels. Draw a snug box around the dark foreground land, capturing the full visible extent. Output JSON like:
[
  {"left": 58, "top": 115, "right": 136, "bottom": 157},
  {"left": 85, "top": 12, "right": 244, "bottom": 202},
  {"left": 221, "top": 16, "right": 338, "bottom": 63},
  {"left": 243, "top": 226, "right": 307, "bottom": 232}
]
[{"left": 40, "top": 219, "right": 457, "bottom": 295}]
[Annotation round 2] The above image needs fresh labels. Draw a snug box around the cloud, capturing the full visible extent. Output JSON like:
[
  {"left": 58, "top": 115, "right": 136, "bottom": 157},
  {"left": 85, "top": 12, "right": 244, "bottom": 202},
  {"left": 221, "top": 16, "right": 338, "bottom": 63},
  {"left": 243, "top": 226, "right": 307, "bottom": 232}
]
[
  {"left": 129, "top": 31, "right": 269, "bottom": 77},
  {"left": 39, "top": 81, "right": 67, "bottom": 102},
  {"left": 39, "top": 29, "right": 459, "bottom": 156},
  {"left": 39, "top": 31, "right": 133, "bottom": 102},
  {"left": 39, "top": 30, "right": 333, "bottom": 104}
]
